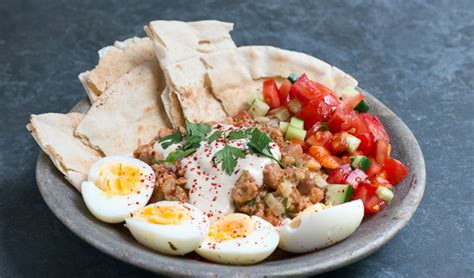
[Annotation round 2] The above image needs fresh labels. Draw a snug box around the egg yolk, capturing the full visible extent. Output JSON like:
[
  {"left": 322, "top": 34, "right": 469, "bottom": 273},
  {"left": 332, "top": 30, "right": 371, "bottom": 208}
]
[
  {"left": 139, "top": 205, "right": 189, "bottom": 225},
  {"left": 208, "top": 214, "right": 256, "bottom": 242},
  {"left": 96, "top": 162, "right": 141, "bottom": 195}
]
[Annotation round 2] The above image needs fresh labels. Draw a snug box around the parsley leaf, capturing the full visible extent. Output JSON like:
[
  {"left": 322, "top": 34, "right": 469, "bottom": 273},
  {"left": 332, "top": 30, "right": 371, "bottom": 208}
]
[
  {"left": 185, "top": 120, "right": 211, "bottom": 139},
  {"left": 228, "top": 130, "right": 247, "bottom": 140},
  {"left": 182, "top": 135, "right": 202, "bottom": 150},
  {"left": 158, "top": 130, "right": 182, "bottom": 149},
  {"left": 247, "top": 128, "right": 283, "bottom": 166},
  {"left": 165, "top": 148, "right": 196, "bottom": 163},
  {"left": 214, "top": 145, "right": 245, "bottom": 175},
  {"left": 207, "top": 130, "right": 223, "bottom": 143}
]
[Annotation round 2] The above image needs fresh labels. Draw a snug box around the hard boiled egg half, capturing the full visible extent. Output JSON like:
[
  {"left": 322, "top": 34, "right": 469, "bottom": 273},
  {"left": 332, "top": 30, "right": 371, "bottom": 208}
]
[
  {"left": 81, "top": 156, "right": 155, "bottom": 223},
  {"left": 278, "top": 200, "right": 364, "bottom": 253},
  {"left": 196, "top": 213, "right": 279, "bottom": 265},
  {"left": 126, "top": 201, "right": 209, "bottom": 255}
]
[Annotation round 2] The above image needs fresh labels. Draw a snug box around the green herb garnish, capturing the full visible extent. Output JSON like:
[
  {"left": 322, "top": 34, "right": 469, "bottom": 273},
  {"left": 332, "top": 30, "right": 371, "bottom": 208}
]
[
  {"left": 158, "top": 130, "right": 182, "bottom": 149},
  {"left": 185, "top": 120, "right": 211, "bottom": 139},
  {"left": 168, "top": 241, "right": 178, "bottom": 251},
  {"left": 228, "top": 130, "right": 247, "bottom": 140},
  {"left": 165, "top": 148, "right": 196, "bottom": 163},
  {"left": 247, "top": 128, "right": 283, "bottom": 166},
  {"left": 207, "top": 130, "right": 223, "bottom": 143},
  {"left": 214, "top": 144, "right": 245, "bottom": 175}
]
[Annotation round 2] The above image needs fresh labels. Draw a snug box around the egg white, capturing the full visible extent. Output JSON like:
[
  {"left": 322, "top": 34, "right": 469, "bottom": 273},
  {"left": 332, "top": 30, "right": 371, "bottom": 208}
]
[
  {"left": 278, "top": 200, "right": 364, "bottom": 253},
  {"left": 125, "top": 201, "right": 209, "bottom": 256},
  {"left": 196, "top": 215, "right": 279, "bottom": 265},
  {"left": 81, "top": 156, "right": 155, "bottom": 223}
]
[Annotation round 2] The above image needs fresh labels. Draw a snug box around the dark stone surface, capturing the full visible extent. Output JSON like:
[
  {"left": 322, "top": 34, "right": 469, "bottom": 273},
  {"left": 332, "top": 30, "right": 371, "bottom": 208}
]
[{"left": 0, "top": 0, "right": 472, "bottom": 277}]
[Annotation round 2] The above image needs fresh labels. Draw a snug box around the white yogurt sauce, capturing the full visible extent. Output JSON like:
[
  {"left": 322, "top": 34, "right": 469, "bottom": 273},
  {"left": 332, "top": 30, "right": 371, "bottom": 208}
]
[{"left": 154, "top": 124, "right": 280, "bottom": 222}]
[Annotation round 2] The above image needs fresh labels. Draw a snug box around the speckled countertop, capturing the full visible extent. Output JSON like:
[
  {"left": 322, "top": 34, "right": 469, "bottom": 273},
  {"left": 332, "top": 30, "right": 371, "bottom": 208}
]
[{"left": 0, "top": 0, "right": 472, "bottom": 277}]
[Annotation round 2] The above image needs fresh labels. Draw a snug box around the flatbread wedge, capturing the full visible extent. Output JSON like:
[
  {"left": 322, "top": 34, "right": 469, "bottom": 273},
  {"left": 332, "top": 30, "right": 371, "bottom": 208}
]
[
  {"left": 27, "top": 113, "right": 102, "bottom": 191},
  {"left": 75, "top": 61, "right": 170, "bottom": 156},
  {"left": 202, "top": 46, "right": 359, "bottom": 116},
  {"left": 78, "top": 37, "right": 155, "bottom": 103},
  {"left": 145, "top": 20, "right": 236, "bottom": 126}
]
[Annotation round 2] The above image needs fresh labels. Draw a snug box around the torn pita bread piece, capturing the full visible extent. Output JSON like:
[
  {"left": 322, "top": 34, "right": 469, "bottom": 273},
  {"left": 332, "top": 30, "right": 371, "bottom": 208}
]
[
  {"left": 145, "top": 20, "right": 236, "bottom": 67},
  {"left": 78, "top": 37, "right": 155, "bottom": 103},
  {"left": 164, "top": 57, "right": 228, "bottom": 123},
  {"left": 27, "top": 113, "right": 102, "bottom": 191},
  {"left": 75, "top": 61, "right": 170, "bottom": 156},
  {"left": 145, "top": 20, "right": 237, "bottom": 127},
  {"left": 201, "top": 46, "right": 359, "bottom": 116},
  {"left": 237, "top": 46, "right": 358, "bottom": 95}
]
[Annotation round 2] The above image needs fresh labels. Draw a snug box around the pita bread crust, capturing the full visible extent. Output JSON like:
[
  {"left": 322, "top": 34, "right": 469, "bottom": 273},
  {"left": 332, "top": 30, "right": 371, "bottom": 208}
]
[
  {"left": 78, "top": 37, "right": 155, "bottom": 103},
  {"left": 146, "top": 20, "right": 236, "bottom": 126},
  {"left": 237, "top": 46, "right": 358, "bottom": 95},
  {"left": 75, "top": 61, "right": 170, "bottom": 156},
  {"left": 27, "top": 113, "right": 102, "bottom": 191},
  {"left": 161, "top": 86, "right": 186, "bottom": 127},
  {"left": 164, "top": 58, "right": 227, "bottom": 123},
  {"left": 202, "top": 46, "right": 359, "bottom": 116},
  {"left": 145, "top": 20, "right": 235, "bottom": 67}
]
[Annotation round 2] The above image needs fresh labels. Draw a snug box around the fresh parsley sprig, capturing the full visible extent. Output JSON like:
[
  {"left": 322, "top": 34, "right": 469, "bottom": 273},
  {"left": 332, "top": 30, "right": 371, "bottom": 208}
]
[
  {"left": 214, "top": 144, "right": 245, "bottom": 175},
  {"left": 247, "top": 128, "right": 283, "bottom": 167}
]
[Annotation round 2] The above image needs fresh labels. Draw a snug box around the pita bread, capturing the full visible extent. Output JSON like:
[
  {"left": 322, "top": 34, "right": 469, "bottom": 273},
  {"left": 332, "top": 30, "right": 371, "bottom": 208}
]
[
  {"left": 237, "top": 46, "right": 358, "bottom": 95},
  {"left": 146, "top": 20, "right": 236, "bottom": 126},
  {"left": 145, "top": 20, "right": 236, "bottom": 67},
  {"left": 75, "top": 61, "right": 170, "bottom": 156},
  {"left": 78, "top": 37, "right": 155, "bottom": 103},
  {"left": 202, "top": 46, "right": 359, "bottom": 116},
  {"left": 27, "top": 113, "right": 102, "bottom": 191}
]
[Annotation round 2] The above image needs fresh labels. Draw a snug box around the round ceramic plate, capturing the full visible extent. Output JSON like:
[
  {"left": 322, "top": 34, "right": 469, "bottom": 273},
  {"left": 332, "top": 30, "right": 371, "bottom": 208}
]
[{"left": 36, "top": 89, "right": 425, "bottom": 277}]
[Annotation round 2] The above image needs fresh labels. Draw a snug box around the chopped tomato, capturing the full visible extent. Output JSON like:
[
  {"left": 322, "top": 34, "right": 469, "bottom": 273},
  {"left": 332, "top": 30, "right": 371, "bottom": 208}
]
[
  {"left": 327, "top": 111, "right": 346, "bottom": 133},
  {"left": 329, "top": 132, "right": 348, "bottom": 154},
  {"left": 327, "top": 164, "right": 352, "bottom": 184},
  {"left": 366, "top": 157, "right": 382, "bottom": 176},
  {"left": 375, "top": 140, "right": 391, "bottom": 165},
  {"left": 293, "top": 74, "right": 339, "bottom": 105},
  {"left": 384, "top": 158, "right": 409, "bottom": 185},
  {"left": 309, "top": 146, "right": 341, "bottom": 169},
  {"left": 292, "top": 74, "right": 320, "bottom": 105},
  {"left": 359, "top": 113, "right": 390, "bottom": 142},
  {"left": 278, "top": 79, "right": 292, "bottom": 105},
  {"left": 340, "top": 94, "right": 365, "bottom": 112},
  {"left": 306, "top": 122, "right": 328, "bottom": 138},
  {"left": 306, "top": 131, "right": 332, "bottom": 147},
  {"left": 344, "top": 169, "right": 368, "bottom": 189},
  {"left": 297, "top": 94, "right": 339, "bottom": 129},
  {"left": 352, "top": 182, "right": 387, "bottom": 214},
  {"left": 354, "top": 132, "right": 375, "bottom": 155},
  {"left": 365, "top": 195, "right": 388, "bottom": 214},
  {"left": 263, "top": 80, "right": 281, "bottom": 109},
  {"left": 341, "top": 112, "right": 369, "bottom": 134}
]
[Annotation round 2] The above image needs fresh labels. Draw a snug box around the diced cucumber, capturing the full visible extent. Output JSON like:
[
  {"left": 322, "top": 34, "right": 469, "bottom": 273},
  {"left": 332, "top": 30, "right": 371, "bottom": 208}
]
[
  {"left": 345, "top": 134, "right": 361, "bottom": 153},
  {"left": 279, "top": 121, "right": 290, "bottom": 133},
  {"left": 289, "top": 117, "right": 304, "bottom": 129},
  {"left": 274, "top": 107, "right": 291, "bottom": 121},
  {"left": 376, "top": 186, "right": 394, "bottom": 201},
  {"left": 341, "top": 87, "right": 360, "bottom": 99},
  {"left": 288, "top": 73, "right": 299, "bottom": 84},
  {"left": 248, "top": 98, "right": 270, "bottom": 117},
  {"left": 325, "top": 184, "right": 354, "bottom": 205},
  {"left": 355, "top": 99, "right": 369, "bottom": 113},
  {"left": 285, "top": 125, "right": 307, "bottom": 141},
  {"left": 287, "top": 98, "right": 303, "bottom": 113},
  {"left": 247, "top": 93, "right": 263, "bottom": 105},
  {"left": 350, "top": 155, "right": 372, "bottom": 171}
]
